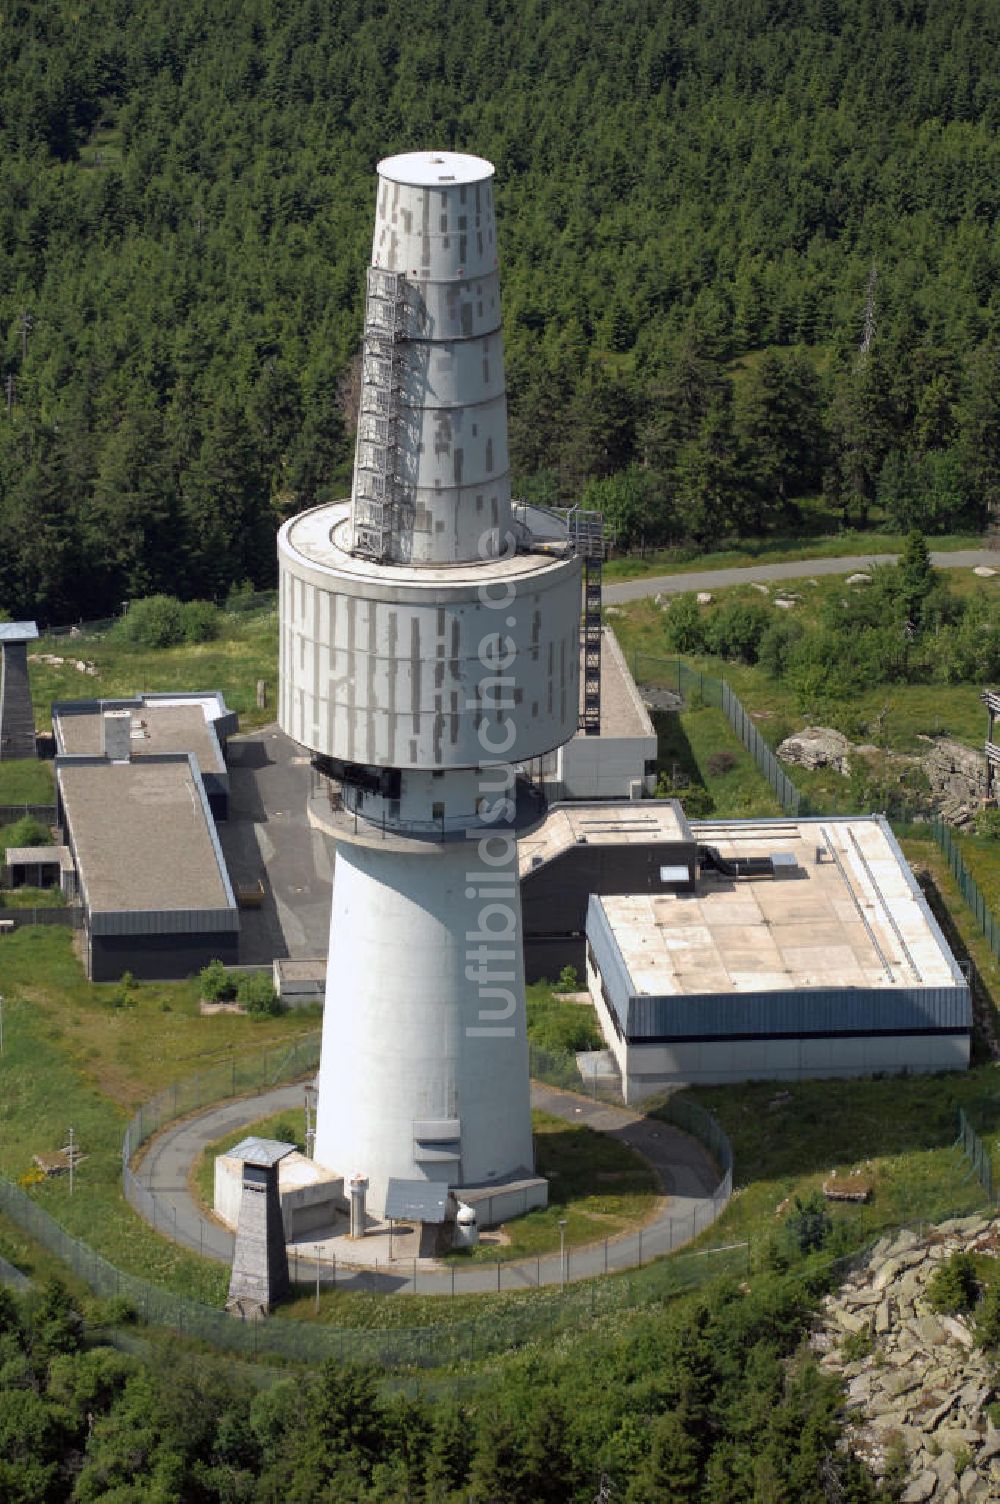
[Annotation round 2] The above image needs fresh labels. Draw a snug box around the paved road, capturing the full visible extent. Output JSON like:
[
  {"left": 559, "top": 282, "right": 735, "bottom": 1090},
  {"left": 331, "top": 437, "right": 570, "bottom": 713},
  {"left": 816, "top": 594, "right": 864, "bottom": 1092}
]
[
  {"left": 603, "top": 548, "right": 999, "bottom": 605},
  {"left": 132, "top": 1082, "right": 723, "bottom": 1293}
]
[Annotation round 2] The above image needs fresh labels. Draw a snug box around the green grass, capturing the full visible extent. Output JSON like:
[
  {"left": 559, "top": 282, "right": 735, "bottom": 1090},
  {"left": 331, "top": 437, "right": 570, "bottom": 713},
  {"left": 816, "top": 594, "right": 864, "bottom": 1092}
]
[
  {"left": 0, "top": 928, "right": 321, "bottom": 1303},
  {"left": 956, "top": 830, "right": 1000, "bottom": 923},
  {"left": 0, "top": 886, "right": 65, "bottom": 908},
  {"left": 676, "top": 1068, "right": 998, "bottom": 1259},
  {"left": 192, "top": 1106, "right": 659, "bottom": 1267},
  {"left": 193, "top": 1109, "right": 306, "bottom": 1209},
  {"left": 0, "top": 760, "right": 54, "bottom": 805},
  {"left": 28, "top": 606, "right": 278, "bottom": 731},
  {"left": 525, "top": 982, "right": 603, "bottom": 1052},
  {"left": 655, "top": 704, "right": 784, "bottom": 819},
  {"left": 614, "top": 570, "right": 995, "bottom": 757},
  {"left": 901, "top": 834, "right": 1000, "bottom": 1018},
  {"left": 603, "top": 529, "right": 982, "bottom": 583}
]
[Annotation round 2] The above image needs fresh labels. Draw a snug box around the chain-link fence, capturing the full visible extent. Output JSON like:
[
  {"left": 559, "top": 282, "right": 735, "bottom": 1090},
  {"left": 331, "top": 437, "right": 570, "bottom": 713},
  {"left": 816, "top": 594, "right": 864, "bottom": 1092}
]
[
  {"left": 38, "top": 587, "right": 278, "bottom": 639},
  {"left": 932, "top": 817, "right": 1000, "bottom": 966},
  {"left": 1, "top": 1161, "right": 745, "bottom": 1369},
  {"left": 0, "top": 907, "right": 80, "bottom": 930},
  {"left": 631, "top": 655, "right": 1000, "bottom": 963},
  {"left": 0, "top": 803, "right": 57, "bottom": 823},
  {"left": 123, "top": 1034, "right": 322, "bottom": 1166},
  {"left": 119, "top": 1030, "right": 734, "bottom": 1294},
  {"left": 956, "top": 1107, "right": 994, "bottom": 1202},
  {"left": 632, "top": 653, "right": 801, "bottom": 816}
]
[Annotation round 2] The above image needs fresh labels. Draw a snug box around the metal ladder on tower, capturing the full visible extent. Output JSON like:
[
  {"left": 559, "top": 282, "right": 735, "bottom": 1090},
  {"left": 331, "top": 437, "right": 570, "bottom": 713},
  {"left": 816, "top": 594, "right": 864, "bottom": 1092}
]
[
  {"left": 566, "top": 508, "right": 605, "bottom": 736},
  {"left": 352, "top": 268, "right": 407, "bottom": 561}
]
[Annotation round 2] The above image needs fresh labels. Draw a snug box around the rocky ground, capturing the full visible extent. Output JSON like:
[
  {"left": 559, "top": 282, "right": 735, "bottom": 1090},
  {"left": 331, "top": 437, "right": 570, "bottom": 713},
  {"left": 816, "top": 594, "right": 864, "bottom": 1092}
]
[
  {"left": 814, "top": 1217, "right": 1000, "bottom": 1501},
  {"left": 777, "top": 728, "right": 987, "bottom": 826}
]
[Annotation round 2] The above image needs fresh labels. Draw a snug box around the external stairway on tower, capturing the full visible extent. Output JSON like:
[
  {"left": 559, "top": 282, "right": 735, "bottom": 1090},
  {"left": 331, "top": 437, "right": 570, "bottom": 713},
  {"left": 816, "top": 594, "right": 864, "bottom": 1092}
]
[
  {"left": 567, "top": 509, "right": 605, "bottom": 736},
  {"left": 352, "top": 268, "right": 408, "bottom": 561}
]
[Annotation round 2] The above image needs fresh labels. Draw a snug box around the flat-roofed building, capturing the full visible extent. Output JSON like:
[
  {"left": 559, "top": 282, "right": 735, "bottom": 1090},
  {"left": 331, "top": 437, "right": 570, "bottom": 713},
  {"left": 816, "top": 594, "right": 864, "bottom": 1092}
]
[
  {"left": 57, "top": 753, "right": 238, "bottom": 981},
  {"left": 519, "top": 798, "right": 697, "bottom": 982},
  {"left": 53, "top": 692, "right": 236, "bottom": 817},
  {"left": 585, "top": 814, "right": 970, "bottom": 1099},
  {"left": 538, "top": 630, "right": 657, "bottom": 802}
]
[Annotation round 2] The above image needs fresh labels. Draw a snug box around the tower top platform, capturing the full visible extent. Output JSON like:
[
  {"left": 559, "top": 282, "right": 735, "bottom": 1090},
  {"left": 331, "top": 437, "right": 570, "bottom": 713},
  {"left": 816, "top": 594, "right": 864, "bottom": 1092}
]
[
  {"left": 0, "top": 621, "right": 38, "bottom": 644},
  {"left": 377, "top": 151, "right": 494, "bottom": 187}
]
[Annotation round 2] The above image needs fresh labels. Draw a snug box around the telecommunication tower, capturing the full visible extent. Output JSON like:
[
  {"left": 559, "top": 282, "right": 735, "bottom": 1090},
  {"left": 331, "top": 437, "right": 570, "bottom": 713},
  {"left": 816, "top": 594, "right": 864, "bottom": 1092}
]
[{"left": 278, "top": 152, "right": 582, "bottom": 1216}]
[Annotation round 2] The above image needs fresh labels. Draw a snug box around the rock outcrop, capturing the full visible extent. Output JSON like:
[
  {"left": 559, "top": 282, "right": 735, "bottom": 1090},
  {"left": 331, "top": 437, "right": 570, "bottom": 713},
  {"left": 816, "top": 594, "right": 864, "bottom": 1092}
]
[
  {"left": 814, "top": 1217, "right": 1000, "bottom": 1501},
  {"left": 775, "top": 727, "right": 989, "bottom": 827},
  {"left": 921, "top": 739, "right": 989, "bottom": 827},
  {"left": 777, "top": 726, "right": 854, "bottom": 775}
]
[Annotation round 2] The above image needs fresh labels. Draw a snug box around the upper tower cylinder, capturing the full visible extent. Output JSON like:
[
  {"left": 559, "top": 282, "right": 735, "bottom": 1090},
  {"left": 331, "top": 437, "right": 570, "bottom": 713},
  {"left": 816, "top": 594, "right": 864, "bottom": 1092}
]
[{"left": 352, "top": 151, "right": 512, "bottom": 567}]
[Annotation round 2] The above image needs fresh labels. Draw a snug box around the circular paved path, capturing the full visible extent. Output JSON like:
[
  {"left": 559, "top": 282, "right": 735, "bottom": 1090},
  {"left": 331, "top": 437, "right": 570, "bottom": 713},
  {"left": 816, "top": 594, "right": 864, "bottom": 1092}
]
[
  {"left": 603, "top": 547, "right": 998, "bottom": 605},
  {"left": 132, "top": 1082, "right": 723, "bottom": 1293}
]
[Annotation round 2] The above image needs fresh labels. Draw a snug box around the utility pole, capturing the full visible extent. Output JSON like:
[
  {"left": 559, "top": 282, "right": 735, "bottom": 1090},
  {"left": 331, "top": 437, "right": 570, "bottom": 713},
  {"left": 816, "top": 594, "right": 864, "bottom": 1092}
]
[
  {"left": 858, "top": 264, "right": 877, "bottom": 362},
  {"left": 68, "top": 1126, "right": 75, "bottom": 1195}
]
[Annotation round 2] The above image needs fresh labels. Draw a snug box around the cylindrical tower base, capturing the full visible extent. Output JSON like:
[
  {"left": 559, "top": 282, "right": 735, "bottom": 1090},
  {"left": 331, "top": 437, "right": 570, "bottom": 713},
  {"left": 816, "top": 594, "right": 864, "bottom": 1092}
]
[{"left": 313, "top": 828, "right": 533, "bottom": 1216}]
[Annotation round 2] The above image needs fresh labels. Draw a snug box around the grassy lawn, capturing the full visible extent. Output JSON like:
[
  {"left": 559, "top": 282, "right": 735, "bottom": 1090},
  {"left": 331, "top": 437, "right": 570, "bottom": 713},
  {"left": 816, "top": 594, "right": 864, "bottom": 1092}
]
[
  {"left": 655, "top": 704, "right": 784, "bottom": 818},
  {"left": 956, "top": 829, "right": 1000, "bottom": 922},
  {"left": 27, "top": 605, "right": 278, "bottom": 732},
  {"left": 0, "top": 928, "right": 320, "bottom": 1303},
  {"left": 192, "top": 1109, "right": 307, "bottom": 1210},
  {"left": 0, "top": 886, "right": 65, "bottom": 908},
  {"left": 603, "top": 529, "right": 983, "bottom": 583},
  {"left": 679, "top": 1068, "right": 998, "bottom": 1262},
  {"left": 0, "top": 760, "right": 55, "bottom": 805},
  {"left": 192, "top": 1107, "right": 659, "bottom": 1267}
]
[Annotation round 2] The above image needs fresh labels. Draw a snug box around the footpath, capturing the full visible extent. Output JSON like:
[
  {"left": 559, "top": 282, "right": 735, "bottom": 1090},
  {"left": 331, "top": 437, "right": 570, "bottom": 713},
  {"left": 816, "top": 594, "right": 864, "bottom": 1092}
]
[
  {"left": 133, "top": 1081, "right": 722, "bottom": 1294},
  {"left": 603, "top": 548, "right": 998, "bottom": 605}
]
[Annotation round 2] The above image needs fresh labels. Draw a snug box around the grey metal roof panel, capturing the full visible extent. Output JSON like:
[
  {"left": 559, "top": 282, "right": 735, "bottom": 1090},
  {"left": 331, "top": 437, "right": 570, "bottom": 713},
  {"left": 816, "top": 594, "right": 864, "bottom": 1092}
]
[
  {"left": 0, "top": 622, "right": 38, "bottom": 643},
  {"left": 228, "top": 1137, "right": 297, "bottom": 1168},
  {"left": 384, "top": 1178, "right": 450, "bottom": 1223}
]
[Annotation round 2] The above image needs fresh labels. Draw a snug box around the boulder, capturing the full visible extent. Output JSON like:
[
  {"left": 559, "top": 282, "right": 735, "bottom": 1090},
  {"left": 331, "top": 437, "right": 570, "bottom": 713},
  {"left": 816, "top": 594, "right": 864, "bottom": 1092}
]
[
  {"left": 900, "top": 1470, "right": 937, "bottom": 1502},
  {"left": 696, "top": 591, "right": 713, "bottom": 605},
  {"left": 973, "top": 566, "right": 997, "bottom": 578},
  {"left": 777, "top": 726, "right": 853, "bottom": 774},
  {"left": 847, "top": 572, "right": 872, "bottom": 585},
  {"left": 922, "top": 739, "right": 988, "bottom": 827}
]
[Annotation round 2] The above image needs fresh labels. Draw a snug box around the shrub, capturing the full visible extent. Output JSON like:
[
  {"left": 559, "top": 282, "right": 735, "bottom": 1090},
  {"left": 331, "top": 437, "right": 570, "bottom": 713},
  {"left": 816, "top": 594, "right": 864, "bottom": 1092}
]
[
  {"left": 702, "top": 600, "right": 770, "bottom": 664},
  {"left": 180, "top": 600, "right": 220, "bottom": 643},
  {"left": 5, "top": 815, "right": 52, "bottom": 847},
  {"left": 757, "top": 617, "right": 805, "bottom": 680},
  {"left": 554, "top": 965, "right": 579, "bottom": 993},
  {"left": 662, "top": 594, "right": 706, "bottom": 654},
  {"left": 977, "top": 808, "right": 1000, "bottom": 841},
  {"left": 706, "top": 750, "right": 737, "bottom": 777},
  {"left": 927, "top": 1251, "right": 978, "bottom": 1314},
  {"left": 656, "top": 775, "right": 714, "bottom": 817},
  {"left": 118, "top": 594, "right": 186, "bottom": 648},
  {"left": 784, "top": 1192, "right": 832, "bottom": 1255},
  {"left": 976, "top": 1280, "right": 1000, "bottom": 1350},
  {"left": 200, "top": 958, "right": 237, "bottom": 1003},
  {"left": 840, "top": 1327, "right": 873, "bottom": 1362},
  {"left": 237, "top": 972, "right": 284, "bottom": 1016}
]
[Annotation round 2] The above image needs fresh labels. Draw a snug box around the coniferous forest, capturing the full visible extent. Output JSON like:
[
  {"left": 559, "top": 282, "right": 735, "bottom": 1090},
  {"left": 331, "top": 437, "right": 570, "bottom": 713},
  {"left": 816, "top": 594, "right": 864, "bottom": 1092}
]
[{"left": 1, "top": 0, "right": 999, "bottom": 620}]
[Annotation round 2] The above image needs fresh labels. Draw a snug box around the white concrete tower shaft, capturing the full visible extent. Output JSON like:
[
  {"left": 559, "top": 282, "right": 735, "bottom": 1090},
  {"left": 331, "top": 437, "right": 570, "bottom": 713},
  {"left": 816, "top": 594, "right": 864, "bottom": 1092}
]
[
  {"left": 278, "top": 151, "right": 581, "bottom": 1217},
  {"left": 353, "top": 151, "right": 511, "bottom": 567}
]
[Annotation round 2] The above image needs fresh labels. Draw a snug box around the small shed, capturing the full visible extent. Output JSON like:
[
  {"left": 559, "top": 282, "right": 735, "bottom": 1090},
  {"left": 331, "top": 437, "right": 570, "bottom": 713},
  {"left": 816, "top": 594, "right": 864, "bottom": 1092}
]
[{"left": 3, "top": 845, "right": 75, "bottom": 896}]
